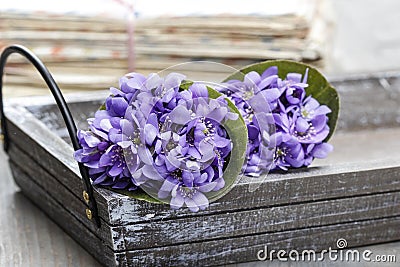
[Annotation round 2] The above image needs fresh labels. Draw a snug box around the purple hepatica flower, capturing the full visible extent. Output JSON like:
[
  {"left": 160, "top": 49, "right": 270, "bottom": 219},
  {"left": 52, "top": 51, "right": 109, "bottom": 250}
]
[
  {"left": 220, "top": 66, "right": 333, "bottom": 173},
  {"left": 303, "top": 142, "right": 334, "bottom": 166},
  {"left": 218, "top": 70, "right": 280, "bottom": 176},
  {"left": 274, "top": 110, "right": 329, "bottom": 145},
  {"left": 75, "top": 95, "right": 155, "bottom": 191},
  {"left": 224, "top": 70, "right": 281, "bottom": 112},
  {"left": 74, "top": 112, "right": 138, "bottom": 190},
  {"left": 75, "top": 73, "right": 239, "bottom": 212},
  {"left": 271, "top": 106, "right": 332, "bottom": 170},
  {"left": 74, "top": 129, "right": 107, "bottom": 168},
  {"left": 105, "top": 94, "right": 129, "bottom": 117},
  {"left": 104, "top": 73, "right": 150, "bottom": 118},
  {"left": 134, "top": 72, "right": 186, "bottom": 121},
  {"left": 106, "top": 72, "right": 186, "bottom": 125},
  {"left": 105, "top": 73, "right": 147, "bottom": 109},
  {"left": 270, "top": 132, "right": 305, "bottom": 171},
  {"left": 293, "top": 113, "right": 330, "bottom": 144},
  {"left": 135, "top": 83, "right": 237, "bottom": 212},
  {"left": 278, "top": 69, "right": 308, "bottom": 106},
  {"left": 300, "top": 95, "right": 332, "bottom": 121}
]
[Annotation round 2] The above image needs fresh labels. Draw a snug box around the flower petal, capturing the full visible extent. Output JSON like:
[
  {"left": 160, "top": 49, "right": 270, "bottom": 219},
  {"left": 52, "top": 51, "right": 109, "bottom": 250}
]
[
  {"left": 189, "top": 83, "right": 208, "bottom": 99},
  {"left": 170, "top": 192, "right": 184, "bottom": 210},
  {"left": 110, "top": 97, "right": 128, "bottom": 117},
  {"left": 315, "top": 105, "right": 331, "bottom": 116},
  {"left": 286, "top": 73, "right": 302, "bottom": 83},
  {"left": 144, "top": 123, "right": 158, "bottom": 145},
  {"left": 99, "top": 152, "right": 112, "bottom": 167},
  {"left": 100, "top": 119, "right": 113, "bottom": 132},
  {"left": 142, "top": 164, "right": 163, "bottom": 181},
  {"left": 137, "top": 146, "right": 153, "bottom": 165},
  {"left": 164, "top": 72, "right": 186, "bottom": 89},
  {"left": 169, "top": 105, "right": 191, "bottom": 125},
  {"left": 192, "top": 192, "right": 209, "bottom": 210},
  {"left": 312, "top": 143, "right": 333, "bottom": 158},
  {"left": 83, "top": 134, "right": 100, "bottom": 147},
  {"left": 108, "top": 164, "right": 123, "bottom": 177},
  {"left": 184, "top": 197, "right": 200, "bottom": 212},
  {"left": 296, "top": 117, "right": 310, "bottom": 133},
  {"left": 261, "top": 66, "right": 278, "bottom": 79},
  {"left": 198, "top": 181, "right": 218, "bottom": 193}
]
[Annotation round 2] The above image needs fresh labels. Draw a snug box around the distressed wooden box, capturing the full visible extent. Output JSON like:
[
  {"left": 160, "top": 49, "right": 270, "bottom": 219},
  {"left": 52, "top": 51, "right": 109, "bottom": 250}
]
[{"left": 4, "top": 72, "right": 400, "bottom": 266}]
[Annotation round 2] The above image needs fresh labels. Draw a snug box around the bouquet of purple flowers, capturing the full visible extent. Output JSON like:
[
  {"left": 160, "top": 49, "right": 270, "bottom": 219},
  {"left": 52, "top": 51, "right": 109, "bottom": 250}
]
[
  {"left": 218, "top": 65, "right": 334, "bottom": 176},
  {"left": 75, "top": 60, "right": 338, "bottom": 212},
  {"left": 75, "top": 72, "right": 247, "bottom": 212}
]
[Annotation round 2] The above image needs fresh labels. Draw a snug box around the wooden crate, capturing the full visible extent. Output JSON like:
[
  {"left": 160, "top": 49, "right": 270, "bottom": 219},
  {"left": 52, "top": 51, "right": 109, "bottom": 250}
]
[{"left": 4, "top": 72, "right": 400, "bottom": 266}]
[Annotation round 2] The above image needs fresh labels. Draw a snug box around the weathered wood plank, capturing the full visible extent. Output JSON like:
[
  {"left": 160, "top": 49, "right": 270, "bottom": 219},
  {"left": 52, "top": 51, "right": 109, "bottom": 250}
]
[
  {"left": 110, "top": 160, "right": 400, "bottom": 225},
  {"left": 312, "top": 127, "right": 400, "bottom": 166},
  {"left": 25, "top": 100, "right": 102, "bottom": 143},
  {"left": 8, "top": 141, "right": 400, "bottom": 251},
  {"left": 121, "top": 216, "right": 400, "bottom": 266},
  {"left": 11, "top": 152, "right": 400, "bottom": 267},
  {"left": 5, "top": 107, "right": 400, "bottom": 227},
  {"left": 330, "top": 72, "right": 400, "bottom": 131},
  {"left": 120, "top": 191, "right": 400, "bottom": 250},
  {"left": 7, "top": 143, "right": 126, "bottom": 252},
  {"left": 3, "top": 71, "right": 400, "bottom": 228},
  {"left": 9, "top": 161, "right": 119, "bottom": 267},
  {"left": 0, "top": 149, "right": 101, "bottom": 267},
  {"left": 4, "top": 105, "right": 117, "bottom": 223}
]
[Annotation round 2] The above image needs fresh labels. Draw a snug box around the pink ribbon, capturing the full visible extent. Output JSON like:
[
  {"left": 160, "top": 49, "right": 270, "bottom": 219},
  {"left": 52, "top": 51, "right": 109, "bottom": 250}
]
[{"left": 111, "top": 0, "right": 135, "bottom": 72}]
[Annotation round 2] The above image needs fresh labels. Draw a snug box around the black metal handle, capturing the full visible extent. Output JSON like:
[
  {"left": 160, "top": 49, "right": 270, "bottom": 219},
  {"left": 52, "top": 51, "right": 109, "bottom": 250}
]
[{"left": 0, "top": 44, "right": 100, "bottom": 227}]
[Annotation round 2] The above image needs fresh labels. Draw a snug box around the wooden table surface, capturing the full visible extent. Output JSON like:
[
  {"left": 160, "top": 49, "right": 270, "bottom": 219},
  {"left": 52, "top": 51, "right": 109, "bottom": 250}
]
[
  {"left": 1, "top": 0, "right": 400, "bottom": 266},
  {"left": 1, "top": 127, "right": 400, "bottom": 267}
]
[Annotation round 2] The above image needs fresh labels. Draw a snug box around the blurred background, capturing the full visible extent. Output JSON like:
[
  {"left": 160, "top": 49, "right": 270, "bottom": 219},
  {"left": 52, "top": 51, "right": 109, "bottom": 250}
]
[
  {"left": 1, "top": 1, "right": 400, "bottom": 266},
  {"left": 2, "top": 0, "right": 399, "bottom": 97}
]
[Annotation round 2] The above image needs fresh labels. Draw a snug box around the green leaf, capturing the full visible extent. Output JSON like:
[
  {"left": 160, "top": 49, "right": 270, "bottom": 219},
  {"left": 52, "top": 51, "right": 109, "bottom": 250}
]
[
  {"left": 224, "top": 60, "right": 339, "bottom": 141},
  {"left": 108, "top": 187, "right": 162, "bottom": 204},
  {"left": 179, "top": 80, "right": 194, "bottom": 90}
]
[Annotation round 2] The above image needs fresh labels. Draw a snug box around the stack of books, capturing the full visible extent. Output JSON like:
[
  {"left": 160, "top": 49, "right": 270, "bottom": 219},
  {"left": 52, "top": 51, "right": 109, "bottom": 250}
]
[{"left": 0, "top": 0, "right": 329, "bottom": 95}]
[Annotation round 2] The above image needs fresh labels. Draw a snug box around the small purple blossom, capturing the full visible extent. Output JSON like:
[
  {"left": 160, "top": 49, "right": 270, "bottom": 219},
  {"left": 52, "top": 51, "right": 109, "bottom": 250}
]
[
  {"left": 270, "top": 132, "right": 305, "bottom": 170},
  {"left": 75, "top": 73, "right": 239, "bottom": 212},
  {"left": 132, "top": 83, "right": 237, "bottom": 212},
  {"left": 74, "top": 111, "right": 138, "bottom": 190},
  {"left": 219, "top": 66, "right": 333, "bottom": 174}
]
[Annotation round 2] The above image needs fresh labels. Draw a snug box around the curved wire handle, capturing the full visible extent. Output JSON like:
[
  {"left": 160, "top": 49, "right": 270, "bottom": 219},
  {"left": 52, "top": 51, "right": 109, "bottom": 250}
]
[{"left": 0, "top": 45, "right": 100, "bottom": 227}]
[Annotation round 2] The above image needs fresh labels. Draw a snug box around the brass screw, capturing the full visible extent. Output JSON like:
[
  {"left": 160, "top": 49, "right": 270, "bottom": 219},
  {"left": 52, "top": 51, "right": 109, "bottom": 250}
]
[
  {"left": 86, "top": 208, "right": 92, "bottom": 220},
  {"left": 83, "top": 191, "right": 90, "bottom": 204}
]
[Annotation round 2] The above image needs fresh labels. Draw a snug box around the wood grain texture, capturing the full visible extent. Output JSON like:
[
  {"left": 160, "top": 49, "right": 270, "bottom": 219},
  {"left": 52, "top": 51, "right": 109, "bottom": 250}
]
[
  {"left": 9, "top": 161, "right": 116, "bottom": 267},
  {"left": 6, "top": 143, "right": 123, "bottom": 251},
  {"left": 4, "top": 97, "right": 400, "bottom": 266},
  {"left": 0, "top": 149, "right": 101, "bottom": 267},
  {"left": 8, "top": 142, "right": 400, "bottom": 252},
  {"left": 10, "top": 161, "right": 400, "bottom": 266},
  {"left": 4, "top": 106, "right": 117, "bottom": 223},
  {"left": 330, "top": 71, "right": 400, "bottom": 131},
  {"left": 2, "top": 71, "right": 400, "bottom": 266},
  {"left": 120, "top": 216, "right": 400, "bottom": 266},
  {"left": 5, "top": 107, "right": 400, "bottom": 227},
  {"left": 3, "top": 146, "right": 397, "bottom": 267}
]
